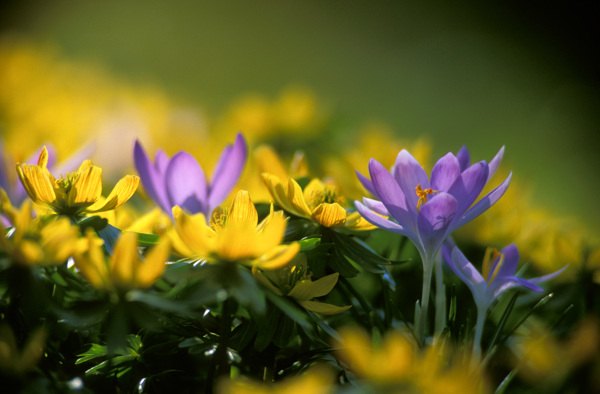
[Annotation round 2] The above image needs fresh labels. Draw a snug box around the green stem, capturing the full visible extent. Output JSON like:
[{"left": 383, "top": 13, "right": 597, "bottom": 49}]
[
  {"left": 471, "top": 305, "right": 486, "bottom": 370},
  {"left": 434, "top": 251, "right": 446, "bottom": 339},
  {"left": 416, "top": 254, "right": 433, "bottom": 346},
  {"left": 216, "top": 297, "right": 232, "bottom": 378}
]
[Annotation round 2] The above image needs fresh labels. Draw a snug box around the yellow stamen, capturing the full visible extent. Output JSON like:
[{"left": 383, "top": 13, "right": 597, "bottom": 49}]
[
  {"left": 415, "top": 184, "right": 438, "bottom": 210},
  {"left": 482, "top": 247, "right": 504, "bottom": 286}
]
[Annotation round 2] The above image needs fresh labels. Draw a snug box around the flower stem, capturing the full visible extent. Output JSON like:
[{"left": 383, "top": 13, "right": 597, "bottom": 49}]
[
  {"left": 216, "top": 296, "right": 232, "bottom": 378},
  {"left": 434, "top": 251, "right": 446, "bottom": 339},
  {"left": 471, "top": 305, "right": 486, "bottom": 369},
  {"left": 417, "top": 255, "right": 433, "bottom": 346}
]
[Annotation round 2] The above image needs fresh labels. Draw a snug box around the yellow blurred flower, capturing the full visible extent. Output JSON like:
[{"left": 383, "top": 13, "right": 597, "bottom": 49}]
[
  {"left": 335, "top": 326, "right": 485, "bottom": 393},
  {"left": 74, "top": 230, "right": 170, "bottom": 290},
  {"left": 0, "top": 324, "right": 46, "bottom": 376},
  {"left": 16, "top": 147, "right": 139, "bottom": 218},
  {"left": 217, "top": 365, "right": 334, "bottom": 394},
  {"left": 173, "top": 190, "right": 299, "bottom": 269},
  {"left": 0, "top": 190, "right": 85, "bottom": 266},
  {"left": 253, "top": 254, "right": 351, "bottom": 315}
]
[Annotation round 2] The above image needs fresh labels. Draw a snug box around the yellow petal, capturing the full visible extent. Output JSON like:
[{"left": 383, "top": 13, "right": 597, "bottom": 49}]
[
  {"left": 254, "top": 145, "right": 289, "bottom": 180},
  {"left": 37, "top": 147, "right": 49, "bottom": 168},
  {"left": 288, "top": 273, "right": 339, "bottom": 301},
  {"left": 227, "top": 190, "right": 258, "bottom": 227},
  {"left": 77, "top": 159, "right": 94, "bottom": 173},
  {"left": 109, "top": 232, "right": 139, "bottom": 286},
  {"left": 74, "top": 230, "right": 109, "bottom": 288},
  {"left": 40, "top": 218, "right": 80, "bottom": 264},
  {"left": 303, "top": 178, "right": 325, "bottom": 205},
  {"left": 344, "top": 211, "right": 376, "bottom": 231},
  {"left": 133, "top": 235, "right": 169, "bottom": 287},
  {"left": 16, "top": 164, "right": 56, "bottom": 205},
  {"left": 311, "top": 203, "right": 347, "bottom": 228},
  {"left": 217, "top": 223, "right": 261, "bottom": 260},
  {"left": 286, "top": 178, "right": 313, "bottom": 217},
  {"left": 87, "top": 175, "right": 140, "bottom": 212},
  {"left": 173, "top": 206, "right": 214, "bottom": 255},
  {"left": 68, "top": 165, "right": 102, "bottom": 207},
  {"left": 298, "top": 300, "right": 351, "bottom": 315},
  {"left": 254, "top": 211, "right": 287, "bottom": 255},
  {"left": 252, "top": 242, "right": 300, "bottom": 270}
]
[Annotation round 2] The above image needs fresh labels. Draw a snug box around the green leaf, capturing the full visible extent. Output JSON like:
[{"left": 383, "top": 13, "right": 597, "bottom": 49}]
[
  {"left": 306, "top": 310, "right": 342, "bottom": 342},
  {"left": 254, "top": 307, "right": 280, "bottom": 351},
  {"left": 96, "top": 223, "right": 123, "bottom": 255},
  {"left": 329, "top": 230, "right": 388, "bottom": 274},
  {"left": 229, "top": 267, "right": 266, "bottom": 314},
  {"left": 265, "top": 291, "right": 312, "bottom": 331},
  {"left": 75, "top": 343, "right": 108, "bottom": 365},
  {"left": 299, "top": 236, "right": 321, "bottom": 252},
  {"left": 136, "top": 232, "right": 160, "bottom": 247}
]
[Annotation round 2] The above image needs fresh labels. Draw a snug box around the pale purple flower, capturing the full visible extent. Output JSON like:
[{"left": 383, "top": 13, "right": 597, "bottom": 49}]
[
  {"left": 133, "top": 133, "right": 247, "bottom": 218},
  {"left": 355, "top": 146, "right": 511, "bottom": 262},
  {"left": 442, "top": 241, "right": 566, "bottom": 312}
]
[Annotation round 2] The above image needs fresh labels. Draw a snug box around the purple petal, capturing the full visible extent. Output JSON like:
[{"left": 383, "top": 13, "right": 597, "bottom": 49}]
[
  {"left": 363, "top": 197, "right": 390, "bottom": 216},
  {"left": 417, "top": 192, "right": 457, "bottom": 258},
  {"left": 355, "top": 200, "right": 414, "bottom": 239},
  {"left": 430, "top": 153, "right": 461, "bottom": 192},
  {"left": 487, "top": 146, "right": 505, "bottom": 182},
  {"left": 494, "top": 243, "right": 519, "bottom": 278},
  {"left": 52, "top": 142, "right": 96, "bottom": 175},
  {"left": 456, "top": 146, "right": 470, "bottom": 172},
  {"left": 508, "top": 277, "right": 544, "bottom": 292},
  {"left": 392, "top": 150, "right": 430, "bottom": 213},
  {"left": 529, "top": 265, "right": 568, "bottom": 285},
  {"left": 368, "top": 158, "right": 414, "bottom": 229},
  {"left": 356, "top": 170, "right": 378, "bottom": 199},
  {"left": 154, "top": 149, "right": 170, "bottom": 174},
  {"left": 448, "top": 161, "right": 489, "bottom": 218},
  {"left": 449, "top": 245, "right": 485, "bottom": 299},
  {"left": 207, "top": 133, "right": 248, "bottom": 214},
  {"left": 134, "top": 140, "right": 171, "bottom": 213},
  {"left": 453, "top": 172, "right": 512, "bottom": 229},
  {"left": 165, "top": 151, "right": 207, "bottom": 214}
]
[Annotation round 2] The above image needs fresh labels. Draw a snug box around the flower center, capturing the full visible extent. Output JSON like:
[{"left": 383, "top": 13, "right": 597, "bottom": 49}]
[
  {"left": 482, "top": 248, "right": 504, "bottom": 286},
  {"left": 279, "top": 263, "right": 312, "bottom": 294},
  {"left": 309, "top": 183, "right": 344, "bottom": 209},
  {"left": 415, "top": 184, "right": 438, "bottom": 210}
]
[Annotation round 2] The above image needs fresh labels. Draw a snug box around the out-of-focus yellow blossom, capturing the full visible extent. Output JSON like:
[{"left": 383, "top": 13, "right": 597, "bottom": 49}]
[
  {"left": 0, "top": 190, "right": 85, "bottom": 266},
  {"left": 457, "top": 173, "right": 588, "bottom": 279},
  {"left": 16, "top": 147, "right": 139, "bottom": 218},
  {"left": 217, "top": 86, "right": 322, "bottom": 145},
  {"left": 217, "top": 365, "right": 334, "bottom": 394},
  {"left": 173, "top": 190, "right": 299, "bottom": 269},
  {"left": 323, "top": 124, "right": 431, "bottom": 201},
  {"left": 262, "top": 173, "right": 373, "bottom": 230},
  {"left": 511, "top": 318, "right": 600, "bottom": 390},
  {"left": 74, "top": 230, "right": 170, "bottom": 290},
  {"left": 253, "top": 254, "right": 351, "bottom": 315},
  {"left": 0, "top": 324, "right": 46, "bottom": 376},
  {"left": 335, "top": 326, "right": 484, "bottom": 393}
]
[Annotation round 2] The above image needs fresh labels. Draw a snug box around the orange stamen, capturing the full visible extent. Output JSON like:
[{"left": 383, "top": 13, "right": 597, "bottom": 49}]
[{"left": 415, "top": 184, "right": 438, "bottom": 210}]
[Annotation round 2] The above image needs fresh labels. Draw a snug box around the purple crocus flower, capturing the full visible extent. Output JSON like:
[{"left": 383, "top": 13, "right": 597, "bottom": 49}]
[
  {"left": 442, "top": 240, "right": 566, "bottom": 362},
  {"left": 133, "top": 133, "right": 247, "bottom": 218},
  {"left": 355, "top": 146, "right": 510, "bottom": 263}
]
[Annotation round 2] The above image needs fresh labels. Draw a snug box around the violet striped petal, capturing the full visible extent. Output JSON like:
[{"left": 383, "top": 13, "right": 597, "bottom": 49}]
[
  {"left": 448, "top": 161, "right": 489, "bottom": 219},
  {"left": 456, "top": 146, "right": 470, "bottom": 172},
  {"left": 165, "top": 151, "right": 207, "bottom": 214},
  {"left": 529, "top": 265, "right": 568, "bottom": 285},
  {"left": 355, "top": 200, "right": 413, "bottom": 239},
  {"left": 417, "top": 192, "right": 457, "bottom": 258},
  {"left": 487, "top": 146, "right": 505, "bottom": 182},
  {"left": 207, "top": 133, "right": 247, "bottom": 214},
  {"left": 392, "top": 149, "right": 430, "bottom": 213},
  {"left": 134, "top": 140, "right": 171, "bottom": 213},
  {"left": 448, "top": 246, "right": 485, "bottom": 300},
  {"left": 368, "top": 158, "right": 413, "bottom": 227},
  {"left": 430, "top": 152, "right": 461, "bottom": 192},
  {"left": 453, "top": 172, "right": 512, "bottom": 230},
  {"left": 363, "top": 197, "right": 390, "bottom": 216},
  {"left": 495, "top": 243, "right": 519, "bottom": 279},
  {"left": 356, "top": 170, "right": 378, "bottom": 199}
]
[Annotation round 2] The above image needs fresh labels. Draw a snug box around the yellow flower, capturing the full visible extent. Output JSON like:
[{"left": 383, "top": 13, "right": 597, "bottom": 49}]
[
  {"left": 0, "top": 324, "right": 46, "bottom": 376},
  {"left": 74, "top": 230, "right": 170, "bottom": 290},
  {"left": 16, "top": 147, "right": 139, "bottom": 218},
  {"left": 173, "top": 190, "right": 299, "bottom": 270},
  {"left": 335, "top": 327, "right": 484, "bottom": 393},
  {"left": 0, "top": 190, "right": 85, "bottom": 266},
  {"left": 253, "top": 254, "right": 351, "bottom": 315},
  {"left": 262, "top": 174, "right": 373, "bottom": 230},
  {"left": 217, "top": 365, "right": 334, "bottom": 394}
]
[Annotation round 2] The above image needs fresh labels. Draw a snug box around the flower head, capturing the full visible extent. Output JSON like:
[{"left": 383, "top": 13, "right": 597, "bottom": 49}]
[
  {"left": 253, "top": 254, "right": 351, "bottom": 315},
  {"left": 355, "top": 146, "right": 511, "bottom": 261},
  {"left": 134, "top": 133, "right": 247, "bottom": 218},
  {"left": 16, "top": 147, "right": 139, "bottom": 218},
  {"left": 0, "top": 190, "right": 85, "bottom": 266},
  {"left": 262, "top": 174, "right": 373, "bottom": 230},
  {"left": 173, "top": 190, "right": 299, "bottom": 269},
  {"left": 74, "top": 230, "right": 170, "bottom": 290},
  {"left": 442, "top": 241, "right": 566, "bottom": 312}
]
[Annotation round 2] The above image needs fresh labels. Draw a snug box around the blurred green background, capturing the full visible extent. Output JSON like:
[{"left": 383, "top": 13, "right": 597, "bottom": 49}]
[{"left": 1, "top": 0, "right": 599, "bottom": 233}]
